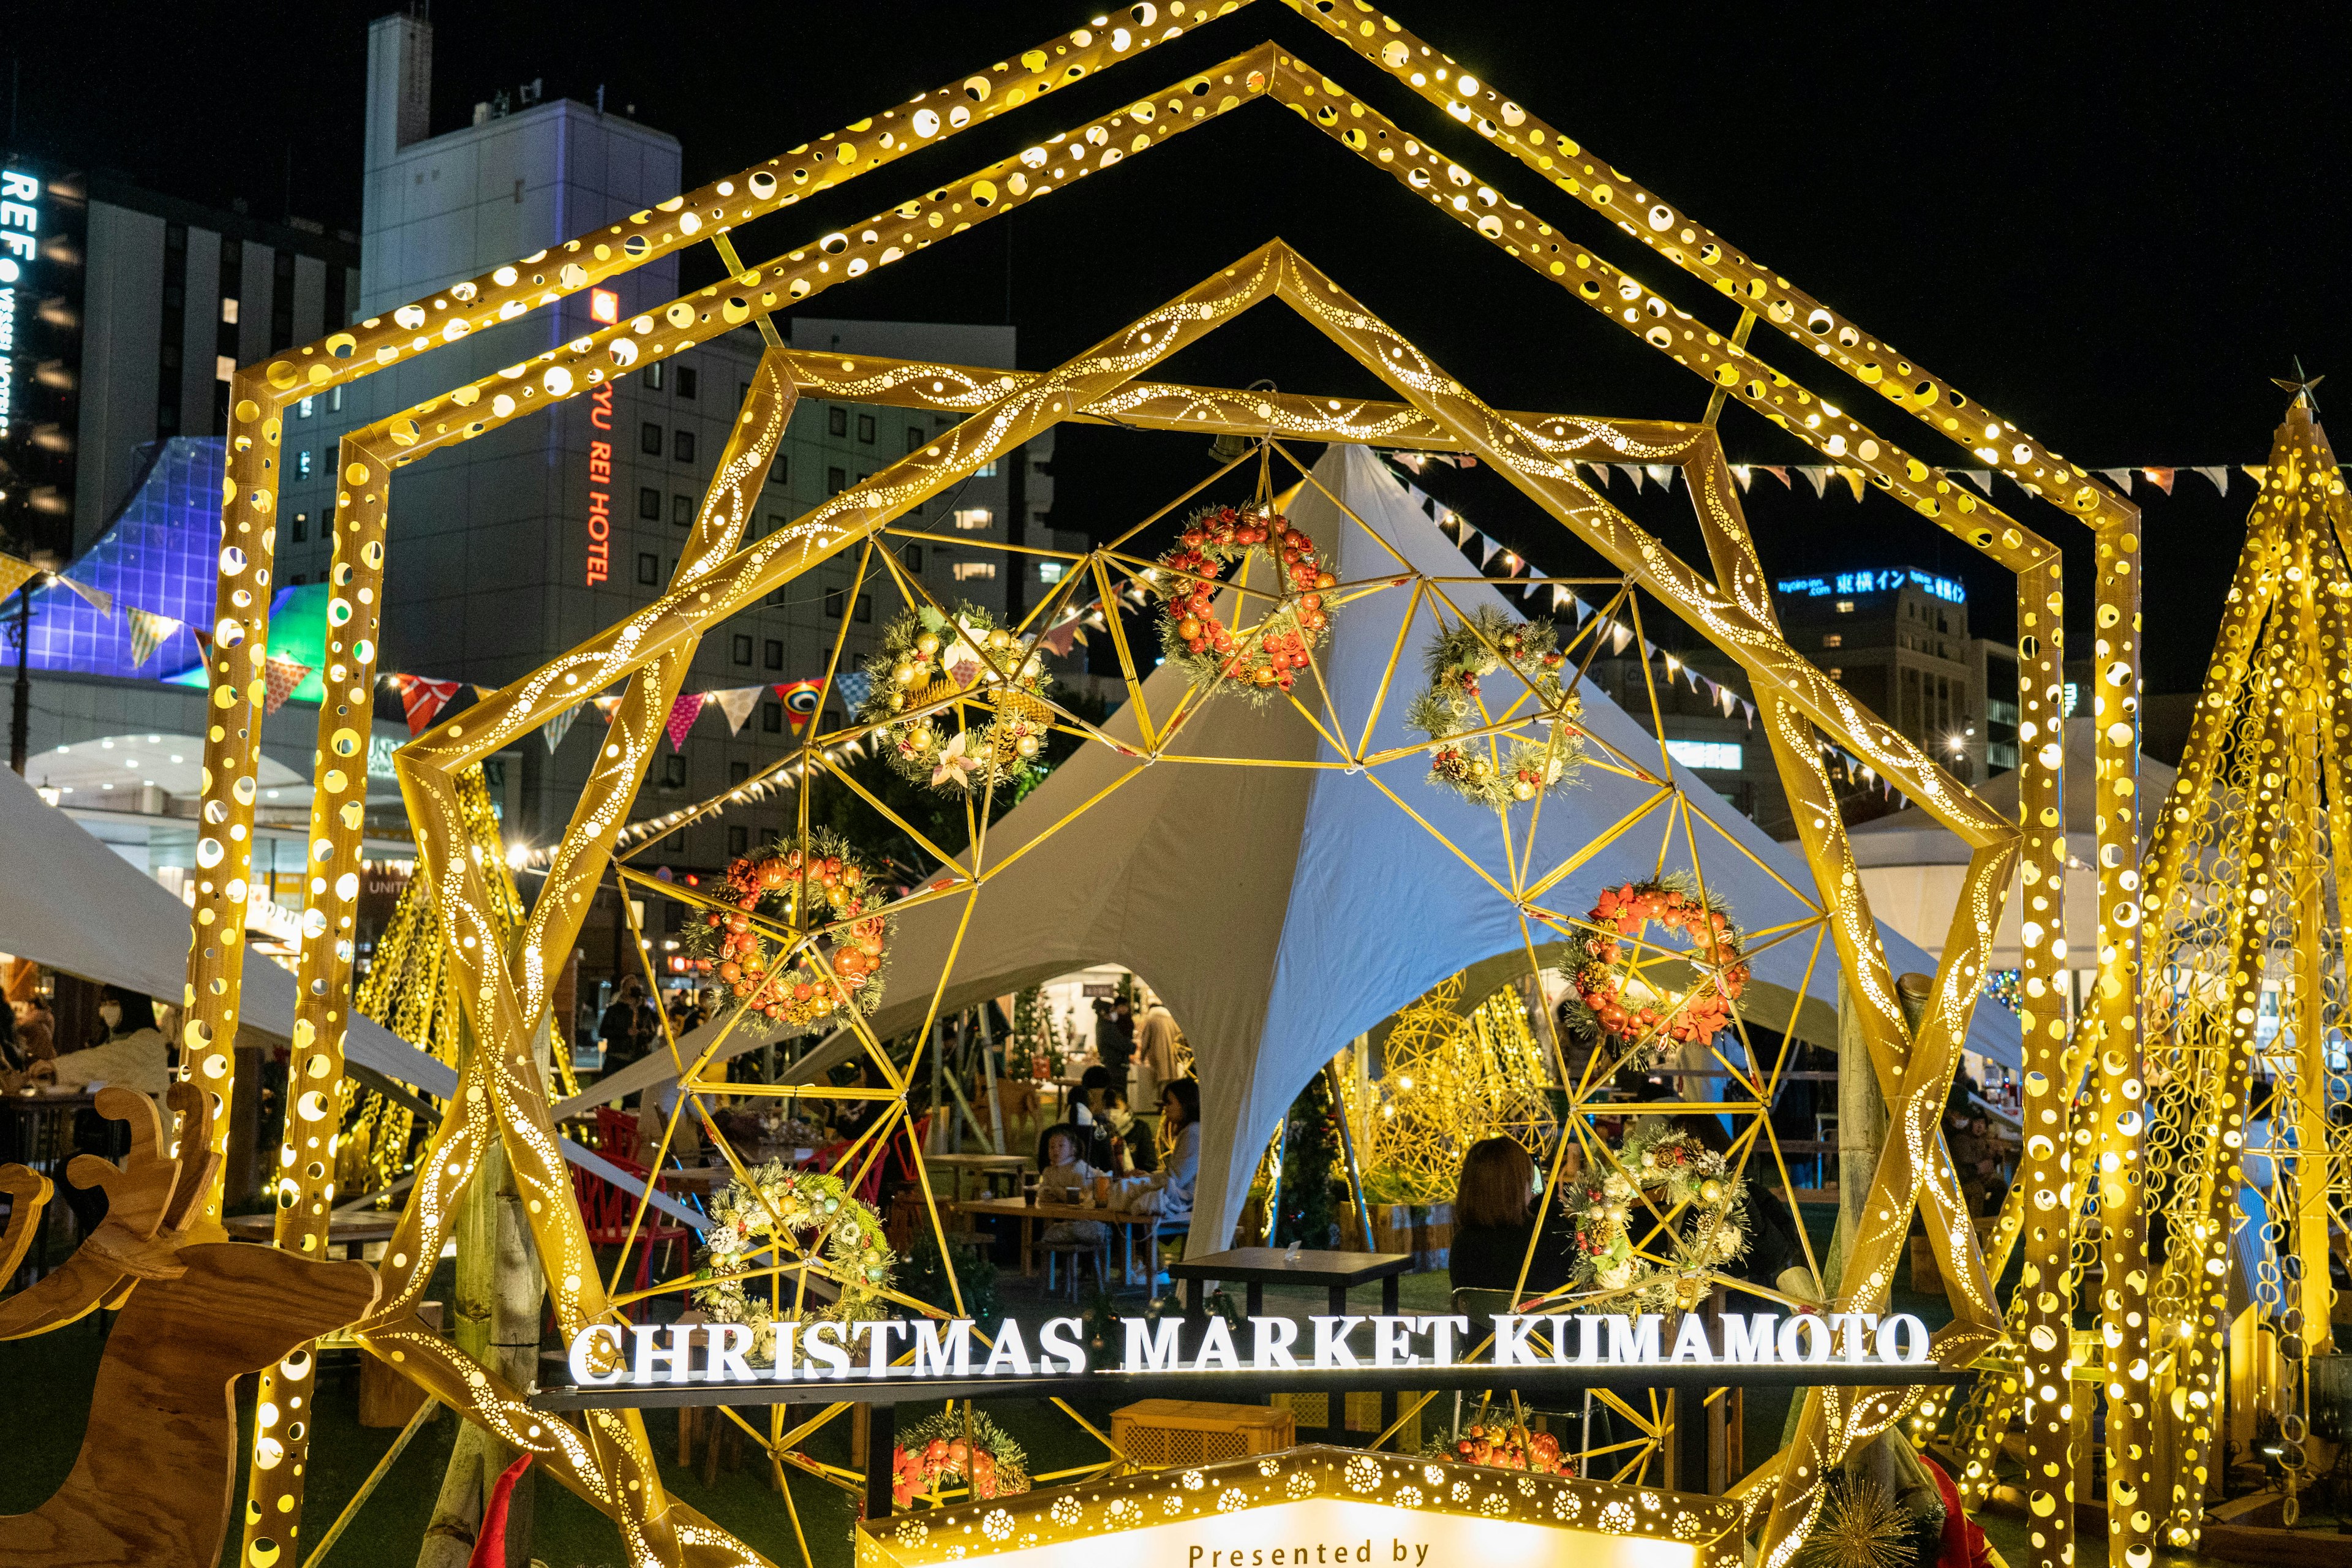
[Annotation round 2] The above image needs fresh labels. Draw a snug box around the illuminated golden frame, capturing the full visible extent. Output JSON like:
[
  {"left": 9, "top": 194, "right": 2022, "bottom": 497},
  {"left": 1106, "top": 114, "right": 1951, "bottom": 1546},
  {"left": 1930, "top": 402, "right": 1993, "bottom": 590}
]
[{"left": 159, "top": 9, "right": 2150, "bottom": 1568}]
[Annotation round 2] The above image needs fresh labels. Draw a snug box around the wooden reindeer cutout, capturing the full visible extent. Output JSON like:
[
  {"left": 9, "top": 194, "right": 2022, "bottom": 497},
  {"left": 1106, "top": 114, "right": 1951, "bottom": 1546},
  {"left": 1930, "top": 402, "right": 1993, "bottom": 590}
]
[{"left": 0, "top": 1084, "right": 379, "bottom": 1567}]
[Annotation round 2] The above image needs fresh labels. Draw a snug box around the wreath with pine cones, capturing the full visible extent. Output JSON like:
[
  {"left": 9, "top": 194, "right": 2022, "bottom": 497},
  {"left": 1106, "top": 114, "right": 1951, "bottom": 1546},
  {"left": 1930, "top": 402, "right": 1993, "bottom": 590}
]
[
  {"left": 1562, "top": 876, "right": 1747, "bottom": 1053},
  {"left": 1561, "top": 1116, "right": 1746, "bottom": 1311},
  {"left": 1156, "top": 504, "right": 1335, "bottom": 701},
  {"left": 692, "top": 1163, "right": 895, "bottom": 1366},
  {"left": 856, "top": 603, "right": 1054, "bottom": 794},
  {"left": 688, "top": 831, "right": 892, "bottom": 1033},
  {"left": 1404, "top": 606, "right": 1586, "bottom": 807}
]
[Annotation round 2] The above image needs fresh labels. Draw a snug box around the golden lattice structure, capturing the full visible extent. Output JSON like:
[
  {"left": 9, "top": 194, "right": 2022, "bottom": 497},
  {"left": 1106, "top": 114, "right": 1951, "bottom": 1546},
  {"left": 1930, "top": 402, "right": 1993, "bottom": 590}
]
[
  {"left": 104, "top": 9, "right": 2164, "bottom": 1568},
  {"left": 1346, "top": 975, "right": 1557, "bottom": 1207}
]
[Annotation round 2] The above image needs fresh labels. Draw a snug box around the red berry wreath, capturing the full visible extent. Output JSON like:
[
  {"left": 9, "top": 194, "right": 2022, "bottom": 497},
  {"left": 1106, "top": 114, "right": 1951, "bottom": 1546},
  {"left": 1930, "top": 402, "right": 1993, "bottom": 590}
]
[
  {"left": 1568, "top": 878, "right": 1748, "bottom": 1048},
  {"left": 1156, "top": 504, "right": 1336, "bottom": 698},
  {"left": 692, "top": 831, "right": 892, "bottom": 1033}
]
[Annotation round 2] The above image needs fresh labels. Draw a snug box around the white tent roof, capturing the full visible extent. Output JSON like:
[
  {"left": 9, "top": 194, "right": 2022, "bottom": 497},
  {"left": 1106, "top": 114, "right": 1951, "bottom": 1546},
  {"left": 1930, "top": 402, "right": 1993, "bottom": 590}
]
[
  {"left": 0, "top": 764, "right": 704, "bottom": 1230},
  {"left": 822, "top": 445, "right": 2016, "bottom": 1254}
]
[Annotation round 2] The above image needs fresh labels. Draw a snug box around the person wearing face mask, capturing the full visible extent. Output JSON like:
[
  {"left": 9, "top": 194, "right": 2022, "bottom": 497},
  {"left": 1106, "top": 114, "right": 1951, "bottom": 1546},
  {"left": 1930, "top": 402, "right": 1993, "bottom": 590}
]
[{"left": 36, "top": 987, "right": 171, "bottom": 1100}]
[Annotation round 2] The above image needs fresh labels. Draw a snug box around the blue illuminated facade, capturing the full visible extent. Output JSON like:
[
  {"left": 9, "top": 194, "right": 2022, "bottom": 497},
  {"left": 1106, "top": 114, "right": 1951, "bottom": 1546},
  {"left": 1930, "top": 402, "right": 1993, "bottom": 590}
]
[
  {"left": 1774, "top": 567, "right": 1965, "bottom": 605},
  {"left": 22, "top": 437, "right": 220, "bottom": 679}
]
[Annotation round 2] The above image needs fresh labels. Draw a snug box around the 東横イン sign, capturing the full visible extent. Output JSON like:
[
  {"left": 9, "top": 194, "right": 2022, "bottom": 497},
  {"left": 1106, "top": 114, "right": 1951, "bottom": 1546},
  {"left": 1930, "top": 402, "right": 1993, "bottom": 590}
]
[{"left": 566, "top": 1308, "right": 1932, "bottom": 1388}]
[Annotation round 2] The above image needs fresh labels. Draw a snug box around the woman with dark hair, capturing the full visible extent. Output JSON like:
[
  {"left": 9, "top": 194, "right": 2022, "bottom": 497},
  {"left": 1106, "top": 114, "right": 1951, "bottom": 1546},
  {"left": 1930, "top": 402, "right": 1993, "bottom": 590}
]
[
  {"left": 1449, "top": 1137, "right": 1569, "bottom": 1294},
  {"left": 1071, "top": 1063, "right": 1125, "bottom": 1172}
]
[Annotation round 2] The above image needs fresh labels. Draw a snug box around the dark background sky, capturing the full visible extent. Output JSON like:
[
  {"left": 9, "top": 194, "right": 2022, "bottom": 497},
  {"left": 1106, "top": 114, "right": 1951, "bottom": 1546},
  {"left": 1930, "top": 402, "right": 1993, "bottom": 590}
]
[{"left": 18, "top": 1, "right": 2352, "bottom": 693}]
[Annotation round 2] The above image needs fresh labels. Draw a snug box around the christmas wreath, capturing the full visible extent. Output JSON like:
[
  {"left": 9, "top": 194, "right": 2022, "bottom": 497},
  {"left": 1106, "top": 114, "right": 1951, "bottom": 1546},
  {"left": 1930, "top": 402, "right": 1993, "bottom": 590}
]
[
  {"left": 692, "top": 1162, "right": 896, "bottom": 1366},
  {"left": 1438, "top": 1421, "right": 1570, "bottom": 1475},
  {"left": 1561, "top": 1116, "right": 1746, "bottom": 1310},
  {"left": 1155, "top": 504, "right": 1335, "bottom": 700},
  {"left": 856, "top": 603, "right": 1054, "bottom": 794},
  {"left": 891, "top": 1405, "right": 1033, "bottom": 1507},
  {"left": 1404, "top": 606, "right": 1586, "bottom": 807},
  {"left": 1562, "top": 876, "right": 1748, "bottom": 1052},
  {"left": 690, "top": 831, "right": 892, "bottom": 1033}
]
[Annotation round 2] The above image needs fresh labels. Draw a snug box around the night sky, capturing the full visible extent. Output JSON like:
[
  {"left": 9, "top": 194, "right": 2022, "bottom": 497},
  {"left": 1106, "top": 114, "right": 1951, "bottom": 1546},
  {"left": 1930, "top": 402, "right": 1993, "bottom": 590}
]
[{"left": 21, "top": 1, "right": 2352, "bottom": 693}]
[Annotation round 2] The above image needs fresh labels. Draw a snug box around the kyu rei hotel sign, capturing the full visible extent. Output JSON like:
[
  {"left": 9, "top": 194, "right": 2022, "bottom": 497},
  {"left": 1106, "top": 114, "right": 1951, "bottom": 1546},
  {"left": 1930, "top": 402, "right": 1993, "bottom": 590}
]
[{"left": 567, "top": 1307, "right": 1933, "bottom": 1387}]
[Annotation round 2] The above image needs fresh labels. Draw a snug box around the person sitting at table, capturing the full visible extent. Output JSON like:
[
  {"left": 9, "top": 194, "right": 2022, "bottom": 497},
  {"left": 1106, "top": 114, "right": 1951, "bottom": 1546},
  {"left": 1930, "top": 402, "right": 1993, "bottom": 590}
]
[
  {"left": 1070, "top": 1065, "right": 1125, "bottom": 1172},
  {"left": 1102, "top": 1087, "right": 1156, "bottom": 1174},
  {"left": 1107, "top": 1079, "right": 1200, "bottom": 1286},
  {"left": 1448, "top": 1136, "right": 1570, "bottom": 1295},
  {"left": 12, "top": 996, "right": 55, "bottom": 1065},
  {"left": 34, "top": 987, "right": 172, "bottom": 1237},
  {"left": 1035, "top": 1123, "right": 1111, "bottom": 1246}
]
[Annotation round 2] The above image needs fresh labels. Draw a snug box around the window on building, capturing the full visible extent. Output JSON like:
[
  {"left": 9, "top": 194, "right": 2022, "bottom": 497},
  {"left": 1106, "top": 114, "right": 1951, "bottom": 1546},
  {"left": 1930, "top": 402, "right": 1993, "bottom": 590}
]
[
  {"left": 729, "top": 761, "right": 750, "bottom": 786},
  {"left": 856, "top": 412, "right": 876, "bottom": 445},
  {"left": 726, "top": 825, "right": 749, "bottom": 857},
  {"left": 221, "top": 298, "right": 239, "bottom": 324},
  {"left": 952, "top": 508, "right": 992, "bottom": 530},
  {"left": 824, "top": 587, "right": 845, "bottom": 618},
  {"left": 638, "top": 552, "right": 659, "bottom": 585},
  {"left": 215, "top": 355, "right": 237, "bottom": 382},
  {"left": 1664, "top": 740, "right": 1743, "bottom": 772},
  {"left": 296, "top": 450, "right": 312, "bottom": 479},
  {"left": 763, "top": 639, "right": 783, "bottom": 671},
  {"left": 854, "top": 594, "right": 872, "bottom": 623},
  {"left": 662, "top": 754, "right": 687, "bottom": 788},
  {"left": 296, "top": 396, "right": 314, "bottom": 419},
  {"left": 677, "top": 365, "right": 698, "bottom": 399},
  {"left": 903, "top": 544, "right": 924, "bottom": 573},
  {"left": 1826, "top": 666, "right": 1843, "bottom": 680},
  {"left": 672, "top": 494, "right": 693, "bottom": 527},
  {"left": 1834, "top": 599, "right": 1855, "bottom": 614},
  {"left": 673, "top": 429, "right": 696, "bottom": 464},
  {"left": 766, "top": 587, "right": 786, "bottom": 608},
  {"left": 907, "top": 426, "right": 926, "bottom": 453},
  {"left": 647, "top": 361, "right": 665, "bottom": 391},
  {"left": 1038, "top": 561, "right": 1065, "bottom": 584},
  {"left": 290, "top": 573, "right": 306, "bottom": 585},
  {"left": 739, "top": 382, "right": 751, "bottom": 407},
  {"left": 827, "top": 405, "right": 848, "bottom": 437},
  {"left": 827, "top": 466, "right": 846, "bottom": 496},
  {"left": 975, "top": 459, "right": 998, "bottom": 477},
  {"left": 769, "top": 456, "right": 788, "bottom": 486},
  {"left": 952, "top": 562, "right": 998, "bottom": 581},
  {"left": 761, "top": 703, "right": 782, "bottom": 733},
  {"left": 330, "top": 385, "right": 342, "bottom": 413},
  {"left": 291, "top": 512, "right": 308, "bottom": 542},
  {"left": 731, "top": 634, "right": 753, "bottom": 665},
  {"left": 1822, "top": 633, "right": 1842, "bottom": 649},
  {"left": 665, "top": 829, "right": 687, "bottom": 851},
  {"left": 639, "top": 487, "right": 662, "bottom": 520},
  {"left": 641, "top": 422, "right": 663, "bottom": 456}
]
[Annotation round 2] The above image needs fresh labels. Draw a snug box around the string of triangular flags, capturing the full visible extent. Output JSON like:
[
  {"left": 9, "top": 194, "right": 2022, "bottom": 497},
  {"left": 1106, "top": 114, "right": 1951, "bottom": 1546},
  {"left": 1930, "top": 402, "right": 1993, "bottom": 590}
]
[
  {"left": 1398, "top": 450, "right": 2282, "bottom": 502},
  {"left": 380, "top": 669, "right": 887, "bottom": 751},
  {"left": 1387, "top": 459, "right": 1904, "bottom": 799}
]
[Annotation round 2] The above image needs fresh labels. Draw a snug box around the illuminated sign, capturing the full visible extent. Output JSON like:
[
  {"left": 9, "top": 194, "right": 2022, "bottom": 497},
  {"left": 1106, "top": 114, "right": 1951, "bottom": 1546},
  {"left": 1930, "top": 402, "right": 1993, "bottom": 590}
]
[
  {"left": 588, "top": 287, "right": 620, "bottom": 325},
  {"left": 1664, "top": 740, "right": 1741, "bottom": 772},
  {"left": 0, "top": 168, "right": 39, "bottom": 438},
  {"left": 565, "top": 1308, "right": 1931, "bottom": 1388},
  {"left": 1775, "top": 567, "right": 1964, "bottom": 605},
  {"left": 584, "top": 382, "right": 615, "bottom": 585}
]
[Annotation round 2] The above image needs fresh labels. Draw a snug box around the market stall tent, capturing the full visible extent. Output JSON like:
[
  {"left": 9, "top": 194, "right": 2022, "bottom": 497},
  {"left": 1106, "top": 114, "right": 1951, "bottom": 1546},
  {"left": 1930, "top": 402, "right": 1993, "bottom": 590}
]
[{"left": 597, "top": 445, "right": 2018, "bottom": 1254}]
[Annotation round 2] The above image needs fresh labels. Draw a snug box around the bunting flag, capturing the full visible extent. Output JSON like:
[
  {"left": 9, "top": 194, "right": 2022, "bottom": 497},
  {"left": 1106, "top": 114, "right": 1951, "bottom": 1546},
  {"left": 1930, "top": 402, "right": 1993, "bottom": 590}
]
[
  {"left": 472, "top": 684, "right": 499, "bottom": 703},
  {"left": 1645, "top": 464, "right": 1676, "bottom": 489},
  {"left": 1618, "top": 464, "right": 1646, "bottom": 493},
  {"left": 1835, "top": 467, "right": 1866, "bottom": 502},
  {"left": 592, "top": 693, "right": 625, "bottom": 724},
  {"left": 58, "top": 575, "right": 113, "bottom": 619},
  {"left": 262, "top": 654, "right": 312, "bottom": 717},
  {"left": 774, "top": 678, "right": 824, "bottom": 731},
  {"left": 1039, "top": 620, "right": 1082, "bottom": 657},
  {"left": 1760, "top": 466, "right": 1790, "bottom": 489},
  {"left": 0, "top": 552, "right": 39, "bottom": 605},
  {"left": 2097, "top": 468, "right": 2135, "bottom": 494},
  {"left": 663, "top": 693, "right": 706, "bottom": 750},
  {"left": 1479, "top": 535, "right": 1503, "bottom": 566},
  {"left": 832, "top": 669, "right": 872, "bottom": 712},
  {"left": 1959, "top": 469, "right": 1993, "bottom": 496},
  {"left": 541, "top": 703, "right": 583, "bottom": 754},
  {"left": 1732, "top": 466, "right": 1754, "bottom": 492},
  {"left": 396, "top": 675, "right": 463, "bottom": 736},
  {"left": 2194, "top": 466, "right": 2231, "bottom": 495},
  {"left": 2143, "top": 467, "right": 2176, "bottom": 495},
  {"left": 126, "top": 608, "right": 181, "bottom": 668},
  {"left": 1801, "top": 467, "right": 1831, "bottom": 499},
  {"left": 1584, "top": 462, "right": 1611, "bottom": 489},
  {"left": 708, "top": 685, "right": 763, "bottom": 736}
]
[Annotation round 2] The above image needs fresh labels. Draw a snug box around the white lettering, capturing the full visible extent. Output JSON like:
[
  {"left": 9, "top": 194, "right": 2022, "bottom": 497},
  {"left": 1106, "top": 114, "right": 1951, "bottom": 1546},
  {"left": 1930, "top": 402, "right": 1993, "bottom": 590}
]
[
  {"left": 1493, "top": 1314, "right": 1542, "bottom": 1368},
  {"left": 1126, "top": 1317, "right": 1184, "bottom": 1373},
  {"left": 1574, "top": 1314, "right": 1608, "bottom": 1365},
  {"left": 1194, "top": 1316, "right": 1242, "bottom": 1371},
  {"left": 858, "top": 1319, "right": 905, "bottom": 1376},
  {"left": 1669, "top": 1313, "right": 1714, "bottom": 1364},
  {"left": 568, "top": 1324, "right": 628, "bottom": 1387},
  {"left": 1607, "top": 1314, "right": 1662, "bottom": 1365},
  {"left": 0, "top": 172, "right": 39, "bottom": 201},
  {"left": 983, "top": 1319, "right": 1033, "bottom": 1375},
  {"left": 772, "top": 1321, "right": 799, "bottom": 1379},
  {"left": 709, "top": 1323, "right": 758, "bottom": 1384},
  {"left": 1877, "top": 1313, "right": 1933, "bottom": 1365},
  {"left": 1419, "top": 1315, "right": 1469, "bottom": 1366},
  {"left": 1038, "top": 1316, "right": 1088, "bottom": 1373},
  {"left": 1371, "top": 1316, "right": 1420, "bottom": 1368},
  {"left": 1777, "top": 1313, "right": 1832, "bottom": 1364},
  {"left": 911, "top": 1319, "right": 972, "bottom": 1376},
  {"left": 1720, "top": 1314, "right": 1777, "bottom": 1364},
  {"left": 631, "top": 1324, "right": 695, "bottom": 1384},
  {"left": 1831, "top": 1313, "right": 1879, "bottom": 1365},
  {"left": 1310, "top": 1315, "right": 1365, "bottom": 1369},
  {"left": 802, "top": 1321, "right": 853, "bottom": 1378}
]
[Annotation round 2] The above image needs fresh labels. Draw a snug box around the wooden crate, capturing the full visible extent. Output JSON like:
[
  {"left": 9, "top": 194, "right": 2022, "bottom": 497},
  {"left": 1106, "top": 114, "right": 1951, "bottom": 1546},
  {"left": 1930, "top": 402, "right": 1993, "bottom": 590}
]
[{"left": 1112, "top": 1399, "right": 1296, "bottom": 1469}]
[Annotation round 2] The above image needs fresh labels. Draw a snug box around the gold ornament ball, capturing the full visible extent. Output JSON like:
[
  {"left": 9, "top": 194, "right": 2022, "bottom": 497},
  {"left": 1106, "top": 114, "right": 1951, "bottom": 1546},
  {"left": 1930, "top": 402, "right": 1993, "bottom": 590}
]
[
  {"left": 915, "top": 632, "right": 941, "bottom": 656},
  {"left": 908, "top": 726, "right": 935, "bottom": 752},
  {"left": 1016, "top": 734, "right": 1040, "bottom": 758},
  {"left": 1512, "top": 778, "right": 1536, "bottom": 802},
  {"left": 894, "top": 662, "right": 920, "bottom": 687},
  {"left": 1700, "top": 1179, "right": 1722, "bottom": 1204},
  {"left": 1469, "top": 756, "right": 1494, "bottom": 781}
]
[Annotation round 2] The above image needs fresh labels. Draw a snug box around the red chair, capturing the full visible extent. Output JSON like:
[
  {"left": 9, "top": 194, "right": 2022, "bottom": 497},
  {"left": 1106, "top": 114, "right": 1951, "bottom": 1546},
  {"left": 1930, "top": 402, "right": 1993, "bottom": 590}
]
[
  {"left": 570, "top": 1154, "right": 690, "bottom": 1319},
  {"left": 594, "top": 1106, "right": 643, "bottom": 1164}
]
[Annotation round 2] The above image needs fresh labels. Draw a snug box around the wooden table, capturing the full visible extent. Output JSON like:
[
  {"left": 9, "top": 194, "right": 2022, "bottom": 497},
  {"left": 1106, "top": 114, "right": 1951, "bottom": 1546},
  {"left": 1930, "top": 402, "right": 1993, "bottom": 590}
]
[
  {"left": 924, "top": 1152, "right": 1028, "bottom": 1204},
  {"left": 951, "top": 1195, "right": 1156, "bottom": 1287},
  {"left": 222, "top": 1210, "right": 401, "bottom": 1260},
  {"left": 1167, "top": 1246, "right": 1416, "bottom": 1438}
]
